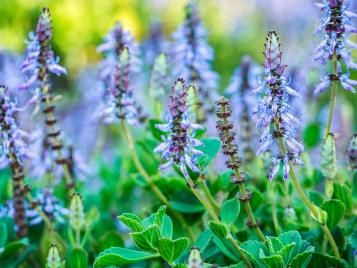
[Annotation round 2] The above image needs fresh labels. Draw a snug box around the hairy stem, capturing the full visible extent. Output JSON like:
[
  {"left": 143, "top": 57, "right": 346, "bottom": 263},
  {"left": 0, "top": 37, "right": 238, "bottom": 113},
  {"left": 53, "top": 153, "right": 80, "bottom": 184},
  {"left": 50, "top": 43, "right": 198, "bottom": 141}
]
[
  {"left": 274, "top": 121, "right": 340, "bottom": 258},
  {"left": 324, "top": 52, "right": 338, "bottom": 137},
  {"left": 200, "top": 177, "right": 220, "bottom": 213},
  {"left": 41, "top": 85, "right": 75, "bottom": 199},
  {"left": 186, "top": 177, "right": 252, "bottom": 267},
  {"left": 120, "top": 121, "right": 195, "bottom": 241},
  {"left": 220, "top": 103, "right": 266, "bottom": 242}
]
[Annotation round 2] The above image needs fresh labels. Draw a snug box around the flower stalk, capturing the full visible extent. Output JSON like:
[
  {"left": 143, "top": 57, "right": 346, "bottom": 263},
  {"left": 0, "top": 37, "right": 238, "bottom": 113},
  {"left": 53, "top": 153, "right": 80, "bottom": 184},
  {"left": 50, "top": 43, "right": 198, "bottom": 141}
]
[
  {"left": 186, "top": 176, "right": 252, "bottom": 267},
  {"left": 21, "top": 7, "right": 74, "bottom": 197},
  {"left": 216, "top": 97, "right": 266, "bottom": 242},
  {"left": 0, "top": 86, "right": 28, "bottom": 237},
  {"left": 275, "top": 118, "right": 340, "bottom": 258}
]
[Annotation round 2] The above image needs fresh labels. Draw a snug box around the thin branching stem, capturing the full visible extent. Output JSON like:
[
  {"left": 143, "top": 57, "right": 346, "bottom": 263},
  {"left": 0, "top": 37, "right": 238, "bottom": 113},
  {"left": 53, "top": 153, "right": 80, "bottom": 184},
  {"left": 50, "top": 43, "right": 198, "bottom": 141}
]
[
  {"left": 120, "top": 121, "right": 196, "bottom": 241},
  {"left": 220, "top": 101, "right": 266, "bottom": 242},
  {"left": 185, "top": 177, "right": 252, "bottom": 268},
  {"left": 324, "top": 51, "right": 338, "bottom": 137},
  {"left": 274, "top": 120, "right": 340, "bottom": 258}
]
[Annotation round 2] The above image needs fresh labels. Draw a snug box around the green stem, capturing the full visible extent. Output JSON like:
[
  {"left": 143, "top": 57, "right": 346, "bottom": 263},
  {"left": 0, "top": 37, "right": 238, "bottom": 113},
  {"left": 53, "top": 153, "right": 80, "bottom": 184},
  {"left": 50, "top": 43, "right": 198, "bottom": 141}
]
[
  {"left": 75, "top": 228, "right": 81, "bottom": 247},
  {"left": 324, "top": 52, "right": 338, "bottom": 137},
  {"left": 274, "top": 121, "right": 340, "bottom": 258},
  {"left": 120, "top": 121, "right": 196, "bottom": 242},
  {"left": 270, "top": 183, "right": 281, "bottom": 235},
  {"left": 186, "top": 177, "right": 252, "bottom": 267},
  {"left": 220, "top": 103, "right": 266, "bottom": 242},
  {"left": 200, "top": 178, "right": 220, "bottom": 213}
]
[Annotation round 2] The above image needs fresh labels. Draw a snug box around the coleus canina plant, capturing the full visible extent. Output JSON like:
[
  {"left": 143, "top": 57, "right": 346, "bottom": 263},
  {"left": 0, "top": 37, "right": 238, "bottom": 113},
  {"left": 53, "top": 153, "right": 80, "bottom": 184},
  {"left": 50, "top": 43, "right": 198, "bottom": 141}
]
[
  {"left": 0, "top": 3, "right": 355, "bottom": 268},
  {"left": 154, "top": 78, "right": 204, "bottom": 179}
]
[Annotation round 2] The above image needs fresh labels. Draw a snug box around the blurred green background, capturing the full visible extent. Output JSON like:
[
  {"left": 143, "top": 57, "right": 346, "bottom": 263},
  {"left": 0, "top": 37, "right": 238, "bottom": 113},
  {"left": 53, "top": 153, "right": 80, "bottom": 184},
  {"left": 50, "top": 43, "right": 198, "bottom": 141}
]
[{"left": 0, "top": 0, "right": 356, "bottom": 130}]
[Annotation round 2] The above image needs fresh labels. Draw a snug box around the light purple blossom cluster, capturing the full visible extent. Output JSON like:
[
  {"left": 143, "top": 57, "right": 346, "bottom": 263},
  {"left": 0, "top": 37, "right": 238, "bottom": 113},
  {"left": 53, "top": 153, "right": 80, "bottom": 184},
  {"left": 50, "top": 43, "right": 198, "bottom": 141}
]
[
  {"left": 154, "top": 78, "right": 203, "bottom": 179},
  {"left": 0, "top": 86, "right": 29, "bottom": 168},
  {"left": 97, "top": 22, "right": 141, "bottom": 89},
  {"left": 27, "top": 189, "right": 68, "bottom": 225},
  {"left": 20, "top": 7, "right": 67, "bottom": 103},
  {"left": 0, "top": 189, "right": 68, "bottom": 226},
  {"left": 252, "top": 32, "right": 304, "bottom": 180},
  {"left": 171, "top": 1, "right": 219, "bottom": 121},
  {"left": 101, "top": 48, "right": 146, "bottom": 125},
  {"left": 314, "top": 0, "right": 356, "bottom": 94},
  {"left": 226, "top": 56, "right": 261, "bottom": 161}
]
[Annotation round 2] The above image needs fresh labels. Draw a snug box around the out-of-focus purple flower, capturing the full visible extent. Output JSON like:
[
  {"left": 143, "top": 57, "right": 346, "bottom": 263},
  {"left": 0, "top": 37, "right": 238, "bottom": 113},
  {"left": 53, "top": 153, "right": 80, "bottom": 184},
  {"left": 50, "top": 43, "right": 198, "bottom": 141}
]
[
  {"left": 149, "top": 53, "right": 169, "bottom": 116},
  {"left": 143, "top": 22, "right": 169, "bottom": 66},
  {"left": 97, "top": 22, "right": 141, "bottom": 90},
  {"left": 101, "top": 48, "right": 146, "bottom": 125},
  {"left": 0, "top": 86, "right": 29, "bottom": 168},
  {"left": 0, "top": 189, "right": 68, "bottom": 226},
  {"left": 20, "top": 7, "right": 67, "bottom": 104},
  {"left": 314, "top": 0, "right": 356, "bottom": 93},
  {"left": 0, "top": 85, "right": 29, "bottom": 237},
  {"left": 154, "top": 78, "right": 203, "bottom": 179},
  {"left": 252, "top": 32, "right": 304, "bottom": 180},
  {"left": 171, "top": 0, "right": 219, "bottom": 122},
  {"left": 26, "top": 189, "right": 68, "bottom": 225},
  {"left": 0, "top": 52, "right": 25, "bottom": 94},
  {"left": 226, "top": 55, "right": 261, "bottom": 162}
]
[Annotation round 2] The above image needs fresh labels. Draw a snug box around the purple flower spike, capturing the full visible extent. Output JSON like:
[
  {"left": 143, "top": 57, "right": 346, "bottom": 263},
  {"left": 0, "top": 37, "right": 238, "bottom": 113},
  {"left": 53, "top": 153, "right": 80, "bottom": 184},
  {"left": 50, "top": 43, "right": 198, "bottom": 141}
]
[
  {"left": 314, "top": 0, "right": 356, "bottom": 94},
  {"left": 252, "top": 32, "right": 304, "bottom": 181},
  {"left": 154, "top": 78, "right": 203, "bottom": 179},
  {"left": 102, "top": 47, "right": 146, "bottom": 125},
  {"left": 0, "top": 85, "right": 29, "bottom": 237},
  {"left": 225, "top": 56, "right": 261, "bottom": 162},
  {"left": 171, "top": 0, "right": 219, "bottom": 122},
  {"left": 97, "top": 22, "right": 141, "bottom": 89},
  {"left": 21, "top": 7, "right": 67, "bottom": 101}
]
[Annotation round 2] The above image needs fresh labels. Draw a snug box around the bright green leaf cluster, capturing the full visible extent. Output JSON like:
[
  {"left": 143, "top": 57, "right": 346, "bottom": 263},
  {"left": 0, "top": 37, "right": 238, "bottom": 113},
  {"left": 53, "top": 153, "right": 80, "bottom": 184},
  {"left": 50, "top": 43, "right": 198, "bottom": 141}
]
[
  {"left": 94, "top": 206, "right": 190, "bottom": 267},
  {"left": 240, "top": 231, "right": 314, "bottom": 268}
]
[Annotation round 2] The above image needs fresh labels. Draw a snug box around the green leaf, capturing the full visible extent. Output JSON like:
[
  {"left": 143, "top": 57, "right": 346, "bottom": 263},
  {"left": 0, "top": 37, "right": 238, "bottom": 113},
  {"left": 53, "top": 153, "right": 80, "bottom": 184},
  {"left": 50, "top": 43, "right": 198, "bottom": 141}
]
[
  {"left": 240, "top": 240, "right": 268, "bottom": 268},
  {"left": 266, "top": 237, "right": 284, "bottom": 254},
  {"left": 303, "top": 123, "right": 320, "bottom": 148},
  {"left": 332, "top": 184, "right": 353, "bottom": 212},
  {"left": 98, "top": 231, "right": 124, "bottom": 253},
  {"left": 348, "top": 230, "right": 357, "bottom": 249},
  {"left": 196, "top": 138, "right": 221, "bottom": 168},
  {"left": 93, "top": 247, "right": 158, "bottom": 268},
  {"left": 220, "top": 198, "right": 240, "bottom": 226},
  {"left": 212, "top": 236, "right": 239, "bottom": 262},
  {"left": 0, "top": 238, "right": 29, "bottom": 259},
  {"left": 169, "top": 192, "right": 204, "bottom": 213},
  {"left": 195, "top": 229, "right": 214, "bottom": 252},
  {"left": 154, "top": 205, "right": 167, "bottom": 230},
  {"left": 161, "top": 215, "right": 173, "bottom": 239},
  {"left": 261, "top": 255, "right": 284, "bottom": 268},
  {"left": 157, "top": 237, "right": 190, "bottom": 264},
  {"left": 0, "top": 221, "right": 7, "bottom": 248},
  {"left": 290, "top": 252, "right": 313, "bottom": 268},
  {"left": 131, "top": 225, "right": 161, "bottom": 250},
  {"left": 208, "top": 221, "right": 228, "bottom": 238},
  {"left": 307, "top": 253, "right": 349, "bottom": 268},
  {"left": 118, "top": 213, "right": 144, "bottom": 232},
  {"left": 149, "top": 119, "right": 165, "bottom": 141},
  {"left": 66, "top": 248, "right": 88, "bottom": 268},
  {"left": 277, "top": 243, "right": 295, "bottom": 265},
  {"left": 308, "top": 191, "right": 325, "bottom": 206},
  {"left": 321, "top": 199, "right": 345, "bottom": 228}
]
